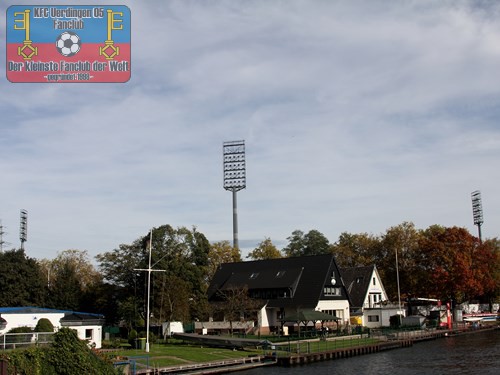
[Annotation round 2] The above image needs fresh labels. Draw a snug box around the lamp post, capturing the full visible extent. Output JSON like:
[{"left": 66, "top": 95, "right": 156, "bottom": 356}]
[
  {"left": 223, "top": 140, "right": 246, "bottom": 250},
  {"left": 135, "top": 228, "right": 165, "bottom": 352},
  {"left": 395, "top": 247, "right": 403, "bottom": 326}
]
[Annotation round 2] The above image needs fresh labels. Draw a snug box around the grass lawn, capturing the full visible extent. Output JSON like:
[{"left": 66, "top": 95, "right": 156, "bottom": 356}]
[
  {"left": 107, "top": 336, "right": 379, "bottom": 368},
  {"left": 109, "top": 342, "right": 263, "bottom": 368}
]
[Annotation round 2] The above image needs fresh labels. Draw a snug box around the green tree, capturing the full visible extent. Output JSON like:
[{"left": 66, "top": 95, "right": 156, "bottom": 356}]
[
  {"left": 379, "top": 222, "right": 424, "bottom": 301},
  {"left": 330, "top": 232, "right": 380, "bottom": 267},
  {"left": 247, "top": 237, "right": 282, "bottom": 260},
  {"left": 41, "top": 250, "right": 102, "bottom": 311},
  {"left": 156, "top": 274, "right": 191, "bottom": 323},
  {"left": 0, "top": 249, "right": 45, "bottom": 306},
  {"left": 97, "top": 225, "right": 211, "bottom": 324},
  {"left": 282, "top": 229, "right": 330, "bottom": 257},
  {"left": 207, "top": 240, "right": 242, "bottom": 282}
]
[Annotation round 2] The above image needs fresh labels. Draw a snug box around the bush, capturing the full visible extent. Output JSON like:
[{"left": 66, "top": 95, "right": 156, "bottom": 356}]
[
  {"left": 7, "top": 328, "right": 120, "bottom": 375},
  {"left": 128, "top": 329, "right": 138, "bottom": 347},
  {"left": 7, "top": 326, "right": 33, "bottom": 345},
  {"left": 35, "top": 318, "right": 54, "bottom": 333}
]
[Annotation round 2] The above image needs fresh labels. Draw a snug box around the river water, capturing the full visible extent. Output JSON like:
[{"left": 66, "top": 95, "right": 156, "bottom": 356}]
[{"left": 238, "top": 329, "right": 499, "bottom": 375}]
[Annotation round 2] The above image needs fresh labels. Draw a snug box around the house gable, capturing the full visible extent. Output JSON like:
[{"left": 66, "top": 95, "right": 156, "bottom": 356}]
[
  {"left": 208, "top": 254, "right": 349, "bottom": 309},
  {"left": 340, "top": 265, "right": 388, "bottom": 310}
]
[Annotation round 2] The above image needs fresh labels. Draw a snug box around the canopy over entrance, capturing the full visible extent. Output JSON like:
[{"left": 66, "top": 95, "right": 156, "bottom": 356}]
[{"left": 282, "top": 309, "right": 340, "bottom": 323}]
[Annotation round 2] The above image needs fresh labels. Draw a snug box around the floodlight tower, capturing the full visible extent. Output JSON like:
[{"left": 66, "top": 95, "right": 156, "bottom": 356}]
[
  {"left": 471, "top": 191, "right": 484, "bottom": 243},
  {"left": 0, "top": 220, "right": 6, "bottom": 253},
  {"left": 223, "top": 140, "right": 246, "bottom": 250},
  {"left": 19, "top": 209, "right": 28, "bottom": 250}
]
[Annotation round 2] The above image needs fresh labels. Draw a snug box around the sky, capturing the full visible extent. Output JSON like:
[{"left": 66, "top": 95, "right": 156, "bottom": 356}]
[{"left": 1, "top": 0, "right": 499, "bottom": 261}]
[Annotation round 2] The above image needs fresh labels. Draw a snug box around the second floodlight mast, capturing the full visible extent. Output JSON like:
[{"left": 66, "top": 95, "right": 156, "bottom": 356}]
[
  {"left": 19, "top": 209, "right": 28, "bottom": 250},
  {"left": 471, "top": 190, "right": 484, "bottom": 243},
  {"left": 223, "top": 140, "right": 246, "bottom": 250}
]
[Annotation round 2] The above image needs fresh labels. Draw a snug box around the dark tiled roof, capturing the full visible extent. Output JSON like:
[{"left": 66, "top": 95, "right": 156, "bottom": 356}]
[
  {"left": 0, "top": 306, "right": 103, "bottom": 319},
  {"left": 60, "top": 313, "right": 105, "bottom": 326},
  {"left": 208, "top": 254, "right": 348, "bottom": 309},
  {"left": 340, "top": 265, "right": 375, "bottom": 308},
  {"left": 0, "top": 306, "right": 68, "bottom": 314}
]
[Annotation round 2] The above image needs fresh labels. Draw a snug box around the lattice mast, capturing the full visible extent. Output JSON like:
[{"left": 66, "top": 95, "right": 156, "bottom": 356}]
[
  {"left": 0, "top": 220, "right": 7, "bottom": 252},
  {"left": 471, "top": 191, "right": 484, "bottom": 243},
  {"left": 19, "top": 209, "right": 28, "bottom": 250}
]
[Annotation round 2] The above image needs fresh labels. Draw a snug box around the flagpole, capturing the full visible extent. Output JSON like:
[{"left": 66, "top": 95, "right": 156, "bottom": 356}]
[
  {"left": 134, "top": 228, "right": 165, "bottom": 353},
  {"left": 145, "top": 230, "right": 152, "bottom": 352}
]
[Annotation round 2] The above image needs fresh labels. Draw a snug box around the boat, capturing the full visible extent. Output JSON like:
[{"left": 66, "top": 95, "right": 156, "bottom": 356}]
[
  {"left": 463, "top": 316, "right": 483, "bottom": 322},
  {"left": 463, "top": 313, "right": 498, "bottom": 323}
]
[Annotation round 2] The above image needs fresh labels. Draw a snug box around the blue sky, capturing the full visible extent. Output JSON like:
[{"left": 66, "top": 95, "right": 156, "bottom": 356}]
[{"left": 1, "top": 0, "right": 499, "bottom": 260}]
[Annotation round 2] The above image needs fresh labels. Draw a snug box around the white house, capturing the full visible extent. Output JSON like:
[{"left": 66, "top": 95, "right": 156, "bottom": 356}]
[
  {"left": 341, "top": 265, "right": 403, "bottom": 328},
  {"left": 207, "top": 254, "right": 350, "bottom": 335},
  {"left": 0, "top": 307, "right": 104, "bottom": 348}
]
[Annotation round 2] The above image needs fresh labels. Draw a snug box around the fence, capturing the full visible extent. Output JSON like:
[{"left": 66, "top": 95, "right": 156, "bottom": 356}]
[
  {"left": 265, "top": 334, "right": 377, "bottom": 357},
  {"left": 0, "top": 332, "right": 55, "bottom": 350}
]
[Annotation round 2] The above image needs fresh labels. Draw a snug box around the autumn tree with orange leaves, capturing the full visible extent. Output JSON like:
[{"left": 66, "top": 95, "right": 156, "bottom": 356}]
[{"left": 415, "top": 226, "right": 497, "bottom": 303}]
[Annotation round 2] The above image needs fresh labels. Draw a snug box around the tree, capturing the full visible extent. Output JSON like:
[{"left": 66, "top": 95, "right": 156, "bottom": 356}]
[
  {"left": 477, "top": 238, "right": 500, "bottom": 309},
  {"left": 247, "top": 238, "right": 282, "bottom": 260},
  {"left": 97, "top": 225, "right": 212, "bottom": 324},
  {"left": 418, "top": 226, "right": 494, "bottom": 303},
  {"left": 330, "top": 232, "right": 380, "bottom": 268},
  {"left": 282, "top": 229, "right": 330, "bottom": 257},
  {"left": 0, "top": 249, "right": 45, "bottom": 306},
  {"left": 212, "top": 285, "right": 262, "bottom": 336},
  {"left": 156, "top": 274, "right": 191, "bottom": 324},
  {"left": 378, "top": 222, "right": 424, "bottom": 301},
  {"left": 50, "top": 250, "right": 100, "bottom": 290},
  {"left": 207, "top": 240, "right": 242, "bottom": 283},
  {"left": 41, "top": 250, "right": 101, "bottom": 311}
]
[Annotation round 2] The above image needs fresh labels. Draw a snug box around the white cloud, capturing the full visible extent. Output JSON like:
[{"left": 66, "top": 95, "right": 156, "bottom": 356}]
[{"left": 1, "top": 0, "right": 499, "bottom": 260}]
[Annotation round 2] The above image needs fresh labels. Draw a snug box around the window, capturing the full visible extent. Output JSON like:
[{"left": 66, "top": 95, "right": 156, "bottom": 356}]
[
  {"left": 323, "top": 287, "right": 341, "bottom": 296},
  {"left": 373, "top": 277, "right": 376, "bottom": 286},
  {"left": 322, "top": 309, "right": 336, "bottom": 316},
  {"left": 368, "top": 315, "right": 379, "bottom": 322},
  {"left": 85, "top": 329, "right": 93, "bottom": 340},
  {"left": 249, "top": 272, "right": 259, "bottom": 279},
  {"left": 275, "top": 271, "right": 286, "bottom": 278}
]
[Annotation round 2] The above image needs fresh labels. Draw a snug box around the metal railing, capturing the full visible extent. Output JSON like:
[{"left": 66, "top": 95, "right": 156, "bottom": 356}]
[
  {"left": 0, "top": 332, "right": 55, "bottom": 350},
  {"left": 264, "top": 334, "right": 377, "bottom": 357}
]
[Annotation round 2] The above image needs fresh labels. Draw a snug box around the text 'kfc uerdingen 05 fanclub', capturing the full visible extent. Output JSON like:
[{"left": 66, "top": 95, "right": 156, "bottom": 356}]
[{"left": 6, "top": 5, "right": 131, "bottom": 83}]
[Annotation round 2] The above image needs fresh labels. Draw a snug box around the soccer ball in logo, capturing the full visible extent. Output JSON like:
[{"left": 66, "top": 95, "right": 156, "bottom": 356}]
[{"left": 55, "top": 31, "right": 81, "bottom": 57}]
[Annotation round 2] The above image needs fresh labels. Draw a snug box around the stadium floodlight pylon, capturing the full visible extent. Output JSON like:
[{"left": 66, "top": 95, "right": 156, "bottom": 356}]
[{"left": 223, "top": 140, "right": 246, "bottom": 250}]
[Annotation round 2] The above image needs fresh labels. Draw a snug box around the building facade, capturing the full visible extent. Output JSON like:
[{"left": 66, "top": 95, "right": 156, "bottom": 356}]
[{"left": 0, "top": 307, "right": 104, "bottom": 348}]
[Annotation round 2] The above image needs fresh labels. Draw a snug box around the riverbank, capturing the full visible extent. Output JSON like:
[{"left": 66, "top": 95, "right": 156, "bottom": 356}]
[{"left": 130, "top": 325, "right": 498, "bottom": 374}]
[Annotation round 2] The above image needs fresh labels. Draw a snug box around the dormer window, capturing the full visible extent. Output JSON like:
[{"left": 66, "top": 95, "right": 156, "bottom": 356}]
[
  {"left": 275, "top": 271, "right": 286, "bottom": 278},
  {"left": 249, "top": 272, "right": 259, "bottom": 279}
]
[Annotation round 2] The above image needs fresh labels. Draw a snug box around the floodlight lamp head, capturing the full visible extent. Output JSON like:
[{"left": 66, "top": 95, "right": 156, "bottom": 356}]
[
  {"left": 19, "top": 209, "right": 28, "bottom": 247},
  {"left": 471, "top": 190, "right": 484, "bottom": 226},
  {"left": 223, "top": 140, "right": 246, "bottom": 192}
]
